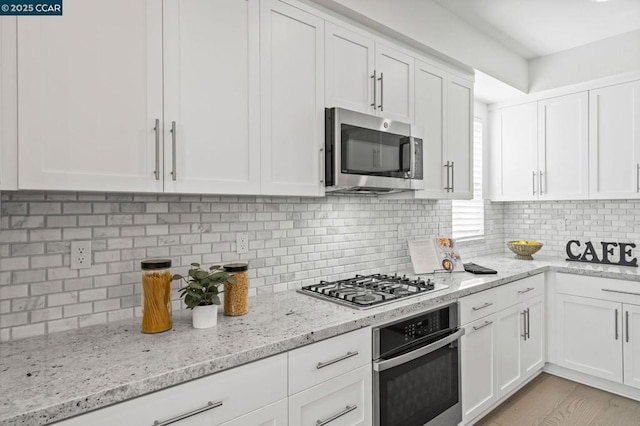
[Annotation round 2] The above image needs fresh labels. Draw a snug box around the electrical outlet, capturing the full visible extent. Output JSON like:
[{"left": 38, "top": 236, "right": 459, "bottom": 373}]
[
  {"left": 236, "top": 232, "right": 249, "bottom": 254},
  {"left": 556, "top": 218, "right": 566, "bottom": 231},
  {"left": 70, "top": 240, "right": 92, "bottom": 269}
]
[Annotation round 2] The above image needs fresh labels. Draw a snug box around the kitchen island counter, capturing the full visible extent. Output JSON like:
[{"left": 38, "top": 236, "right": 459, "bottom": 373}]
[{"left": 3, "top": 255, "right": 640, "bottom": 426}]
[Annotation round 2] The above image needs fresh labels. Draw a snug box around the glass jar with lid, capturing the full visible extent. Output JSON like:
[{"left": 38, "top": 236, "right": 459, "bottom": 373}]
[
  {"left": 223, "top": 263, "right": 249, "bottom": 316},
  {"left": 140, "top": 259, "right": 172, "bottom": 333}
]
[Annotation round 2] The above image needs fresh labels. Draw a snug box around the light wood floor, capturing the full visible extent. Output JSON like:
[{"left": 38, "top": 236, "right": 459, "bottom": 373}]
[{"left": 475, "top": 373, "right": 640, "bottom": 426}]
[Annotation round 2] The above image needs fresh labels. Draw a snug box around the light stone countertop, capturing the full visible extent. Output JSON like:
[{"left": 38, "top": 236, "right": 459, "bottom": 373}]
[{"left": 3, "top": 254, "right": 640, "bottom": 426}]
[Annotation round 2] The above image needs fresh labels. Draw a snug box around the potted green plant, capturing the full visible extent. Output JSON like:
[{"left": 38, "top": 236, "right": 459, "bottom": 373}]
[{"left": 172, "top": 263, "right": 234, "bottom": 329}]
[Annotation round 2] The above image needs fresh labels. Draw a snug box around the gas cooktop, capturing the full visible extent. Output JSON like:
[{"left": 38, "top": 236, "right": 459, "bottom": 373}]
[{"left": 298, "top": 273, "right": 448, "bottom": 309}]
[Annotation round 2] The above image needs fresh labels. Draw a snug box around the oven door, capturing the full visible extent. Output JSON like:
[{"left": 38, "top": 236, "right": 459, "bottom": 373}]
[{"left": 373, "top": 328, "right": 464, "bottom": 426}]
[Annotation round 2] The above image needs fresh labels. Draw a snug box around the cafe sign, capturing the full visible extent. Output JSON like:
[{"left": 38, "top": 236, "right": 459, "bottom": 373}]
[{"left": 566, "top": 240, "right": 638, "bottom": 267}]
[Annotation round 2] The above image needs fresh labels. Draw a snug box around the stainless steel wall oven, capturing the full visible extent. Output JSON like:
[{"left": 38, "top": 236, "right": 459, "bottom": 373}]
[{"left": 372, "top": 303, "right": 464, "bottom": 426}]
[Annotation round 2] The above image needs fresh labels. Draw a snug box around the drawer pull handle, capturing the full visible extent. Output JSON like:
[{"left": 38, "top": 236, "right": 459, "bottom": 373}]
[
  {"left": 472, "top": 302, "right": 493, "bottom": 311},
  {"left": 602, "top": 289, "right": 640, "bottom": 297},
  {"left": 153, "top": 401, "right": 222, "bottom": 426},
  {"left": 316, "top": 405, "right": 357, "bottom": 426},
  {"left": 518, "top": 287, "right": 534, "bottom": 295},
  {"left": 316, "top": 351, "right": 359, "bottom": 369},
  {"left": 615, "top": 309, "right": 619, "bottom": 340},
  {"left": 472, "top": 320, "right": 493, "bottom": 331}
]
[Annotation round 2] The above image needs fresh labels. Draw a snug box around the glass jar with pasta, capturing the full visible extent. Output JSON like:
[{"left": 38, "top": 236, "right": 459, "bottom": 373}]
[
  {"left": 223, "top": 263, "right": 249, "bottom": 316},
  {"left": 140, "top": 259, "right": 172, "bottom": 333}
]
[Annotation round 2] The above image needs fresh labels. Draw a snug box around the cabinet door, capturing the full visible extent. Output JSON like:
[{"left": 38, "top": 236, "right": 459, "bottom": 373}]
[
  {"left": 1, "top": 17, "right": 17, "bottom": 190},
  {"left": 17, "top": 0, "right": 163, "bottom": 192},
  {"left": 624, "top": 303, "right": 640, "bottom": 389},
  {"left": 496, "top": 303, "right": 524, "bottom": 398},
  {"left": 461, "top": 314, "right": 497, "bottom": 423},
  {"left": 522, "top": 296, "right": 545, "bottom": 378},
  {"left": 491, "top": 103, "right": 538, "bottom": 201},
  {"left": 538, "top": 92, "right": 589, "bottom": 200},
  {"left": 289, "top": 365, "right": 372, "bottom": 426},
  {"left": 589, "top": 81, "right": 640, "bottom": 199},
  {"left": 163, "top": 0, "right": 260, "bottom": 195},
  {"left": 374, "top": 43, "right": 413, "bottom": 123},
  {"left": 413, "top": 60, "right": 446, "bottom": 199},
  {"left": 446, "top": 75, "right": 473, "bottom": 199},
  {"left": 260, "top": 0, "right": 324, "bottom": 196},
  {"left": 556, "top": 294, "right": 622, "bottom": 382},
  {"left": 219, "top": 399, "right": 288, "bottom": 426},
  {"left": 325, "top": 22, "right": 374, "bottom": 114}
]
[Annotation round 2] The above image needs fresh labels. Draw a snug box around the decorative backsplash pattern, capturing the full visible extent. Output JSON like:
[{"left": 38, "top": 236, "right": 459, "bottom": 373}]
[{"left": 0, "top": 192, "right": 502, "bottom": 341}]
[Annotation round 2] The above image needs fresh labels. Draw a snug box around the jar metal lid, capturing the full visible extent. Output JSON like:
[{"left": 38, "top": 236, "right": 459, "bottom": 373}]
[
  {"left": 141, "top": 259, "right": 172, "bottom": 270},
  {"left": 224, "top": 262, "right": 248, "bottom": 272}
]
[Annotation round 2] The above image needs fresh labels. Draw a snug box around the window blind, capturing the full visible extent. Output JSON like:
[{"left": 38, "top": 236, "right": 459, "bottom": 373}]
[{"left": 452, "top": 119, "right": 484, "bottom": 240}]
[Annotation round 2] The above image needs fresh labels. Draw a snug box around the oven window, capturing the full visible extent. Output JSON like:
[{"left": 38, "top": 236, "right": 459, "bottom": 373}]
[
  {"left": 377, "top": 343, "right": 459, "bottom": 426},
  {"left": 341, "top": 124, "right": 410, "bottom": 177}
]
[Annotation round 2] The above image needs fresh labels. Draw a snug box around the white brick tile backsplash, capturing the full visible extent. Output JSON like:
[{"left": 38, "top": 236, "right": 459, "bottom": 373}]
[{"left": 12, "top": 323, "right": 45, "bottom": 340}]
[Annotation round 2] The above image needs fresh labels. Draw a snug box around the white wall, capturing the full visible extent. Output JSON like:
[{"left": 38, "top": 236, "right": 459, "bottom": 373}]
[
  {"left": 311, "top": 0, "right": 529, "bottom": 92},
  {"left": 529, "top": 29, "right": 640, "bottom": 92}
]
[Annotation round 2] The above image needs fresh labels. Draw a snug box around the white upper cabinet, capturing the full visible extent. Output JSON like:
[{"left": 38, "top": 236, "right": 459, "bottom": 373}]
[
  {"left": 488, "top": 103, "right": 538, "bottom": 201},
  {"left": 446, "top": 75, "right": 473, "bottom": 199},
  {"left": 589, "top": 81, "right": 640, "bottom": 199},
  {"left": 413, "top": 60, "right": 446, "bottom": 198},
  {"left": 325, "top": 24, "right": 413, "bottom": 123},
  {"left": 375, "top": 43, "right": 414, "bottom": 123},
  {"left": 1, "top": 17, "right": 17, "bottom": 190},
  {"left": 162, "top": 0, "right": 260, "bottom": 195},
  {"left": 260, "top": 0, "right": 324, "bottom": 197},
  {"left": 538, "top": 92, "right": 589, "bottom": 200},
  {"left": 325, "top": 22, "right": 374, "bottom": 114},
  {"left": 17, "top": 0, "right": 163, "bottom": 192}
]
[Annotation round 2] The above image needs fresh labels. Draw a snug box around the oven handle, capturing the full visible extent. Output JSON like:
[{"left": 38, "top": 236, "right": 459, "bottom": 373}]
[{"left": 373, "top": 328, "right": 465, "bottom": 372}]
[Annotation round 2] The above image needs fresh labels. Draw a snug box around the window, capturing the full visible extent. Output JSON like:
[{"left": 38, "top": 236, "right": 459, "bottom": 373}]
[{"left": 452, "top": 119, "right": 484, "bottom": 240}]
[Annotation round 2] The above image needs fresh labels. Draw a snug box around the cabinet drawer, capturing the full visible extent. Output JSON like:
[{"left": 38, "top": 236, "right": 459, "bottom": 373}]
[
  {"left": 556, "top": 273, "right": 640, "bottom": 305},
  {"left": 289, "top": 365, "right": 372, "bottom": 426},
  {"left": 288, "top": 327, "right": 371, "bottom": 395},
  {"left": 459, "top": 288, "right": 498, "bottom": 325},
  {"left": 55, "top": 353, "right": 287, "bottom": 426},
  {"left": 497, "top": 274, "right": 545, "bottom": 310}
]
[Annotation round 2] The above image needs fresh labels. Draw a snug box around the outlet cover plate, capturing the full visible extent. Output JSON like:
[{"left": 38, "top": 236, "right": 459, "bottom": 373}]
[
  {"left": 236, "top": 232, "right": 249, "bottom": 254},
  {"left": 70, "top": 240, "right": 92, "bottom": 269}
]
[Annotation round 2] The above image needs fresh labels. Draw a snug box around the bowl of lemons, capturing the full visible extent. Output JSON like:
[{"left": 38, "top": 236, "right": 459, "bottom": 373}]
[{"left": 507, "top": 240, "right": 543, "bottom": 260}]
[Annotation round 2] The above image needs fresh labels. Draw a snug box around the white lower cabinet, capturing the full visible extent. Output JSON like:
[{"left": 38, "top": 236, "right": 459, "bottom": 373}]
[
  {"left": 461, "top": 314, "right": 497, "bottom": 423},
  {"left": 219, "top": 399, "right": 288, "bottom": 426},
  {"left": 496, "top": 295, "right": 545, "bottom": 398},
  {"left": 289, "top": 365, "right": 372, "bottom": 426}
]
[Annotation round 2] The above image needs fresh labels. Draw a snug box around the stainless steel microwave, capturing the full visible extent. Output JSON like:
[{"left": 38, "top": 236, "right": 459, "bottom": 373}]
[{"left": 325, "top": 107, "right": 423, "bottom": 194}]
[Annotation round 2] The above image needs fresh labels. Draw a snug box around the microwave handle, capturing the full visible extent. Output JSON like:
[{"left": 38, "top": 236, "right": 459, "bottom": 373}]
[
  {"left": 373, "top": 328, "right": 464, "bottom": 372},
  {"left": 409, "top": 136, "right": 417, "bottom": 179}
]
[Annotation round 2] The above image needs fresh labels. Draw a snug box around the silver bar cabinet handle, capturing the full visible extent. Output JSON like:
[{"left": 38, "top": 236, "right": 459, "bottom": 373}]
[
  {"left": 153, "top": 401, "right": 222, "bottom": 426},
  {"left": 637, "top": 163, "right": 639, "bottom": 193},
  {"left": 450, "top": 161, "right": 455, "bottom": 193},
  {"left": 371, "top": 70, "right": 377, "bottom": 109},
  {"left": 472, "top": 302, "right": 493, "bottom": 311},
  {"left": 378, "top": 72, "right": 384, "bottom": 111},
  {"left": 319, "top": 147, "right": 324, "bottom": 184},
  {"left": 170, "top": 121, "right": 177, "bottom": 181},
  {"left": 532, "top": 171, "right": 537, "bottom": 195},
  {"left": 518, "top": 287, "right": 534, "bottom": 295},
  {"left": 521, "top": 310, "right": 527, "bottom": 340},
  {"left": 615, "top": 309, "right": 619, "bottom": 340},
  {"left": 316, "top": 405, "right": 357, "bottom": 426},
  {"left": 626, "top": 311, "right": 630, "bottom": 343},
  {"left": 153, "top": 119, "right": 160, "bottom": 180},
  {"left": 539, "top": 171, "right": 544, "bottom": 195},
  {"left": 602, "top": 289, "right": 640, "bottom": 297},
  {"left": 316, "top": 351, "right": 358, "bottom": 369},
  {"left": 526, "top": 308, "right": 531, "bottom": 339},
  {"left": 444, "top": 161, "right": 450, "bottom": 192},
  {"left": 472, "top": 320, "right": 493, "bottom": 331}
]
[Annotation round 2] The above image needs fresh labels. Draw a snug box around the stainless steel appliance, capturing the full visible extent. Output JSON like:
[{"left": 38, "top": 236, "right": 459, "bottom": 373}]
[
  {"left": 298, "top": 274, "right": 448, "bottom": 310},
  {"left": 325, "top": 107, "right": 423, "bottom": 194},
  {"left": 373, "top": 303, "right": 464, "bottom": 426}
]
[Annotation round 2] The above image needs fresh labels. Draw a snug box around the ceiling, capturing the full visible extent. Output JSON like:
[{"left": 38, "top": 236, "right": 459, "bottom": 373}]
[{"left": 433, "top": 0, "right": 640, "bottom": 59}]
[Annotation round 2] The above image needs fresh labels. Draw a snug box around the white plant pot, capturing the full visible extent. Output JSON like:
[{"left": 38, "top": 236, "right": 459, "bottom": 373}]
[{"left": 192, "top": 304, "right": 218, "bottom": 329}]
